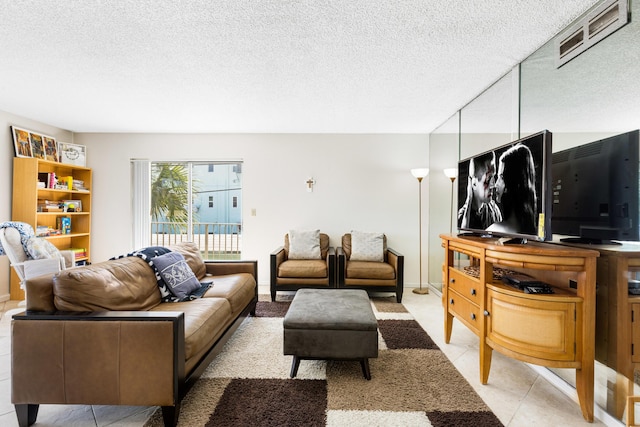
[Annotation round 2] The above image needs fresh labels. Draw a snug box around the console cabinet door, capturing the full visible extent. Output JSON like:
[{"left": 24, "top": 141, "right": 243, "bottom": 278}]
[
  {"left": 632, "top": 304, "right": 640, "bottom": 363},
  {"left": 486, "top": 288, "right": 577, "bottom": 362}
]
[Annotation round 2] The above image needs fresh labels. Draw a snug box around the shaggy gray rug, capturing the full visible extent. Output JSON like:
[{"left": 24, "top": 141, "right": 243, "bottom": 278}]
[{"left": 145, "top": 296, "right": 502, "bottom": 426}]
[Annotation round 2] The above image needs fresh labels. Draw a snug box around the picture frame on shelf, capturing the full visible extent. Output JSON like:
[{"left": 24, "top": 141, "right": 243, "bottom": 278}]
[
  {"left": 30, "top": 133, "right": 46, "bottom": 160},
  {"left": 42, "top": 135, "right": 58, "bottom": 162},
  {"left": 58, "top": 142, "right": 86, "bottom": 166},
  {"left": 63, "top": 200, "right": 82, "bottom": 212},
  {"left": 11, "top": 126, "right": 33, "bottom": 158}
]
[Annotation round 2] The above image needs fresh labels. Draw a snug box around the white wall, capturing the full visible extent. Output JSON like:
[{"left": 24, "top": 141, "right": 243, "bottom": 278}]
[
  {"left": 74, "top": 133, "right": 429, "bottom": 287},
  {"left": 0, "top": 110, "right": 73, "bottom": 299}
]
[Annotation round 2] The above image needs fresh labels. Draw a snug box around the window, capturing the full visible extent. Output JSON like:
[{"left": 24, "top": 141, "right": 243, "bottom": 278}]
[{"left": 143, "top": 161, "right": 243, "bottom": 260}]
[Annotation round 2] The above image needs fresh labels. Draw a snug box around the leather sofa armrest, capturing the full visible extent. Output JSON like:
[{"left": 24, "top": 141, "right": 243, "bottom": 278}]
[
  {"left": 270, "top": 247, "right": 286, "bottom": 285},
  {"left": 203, "top": 260, "right": 258, "bottom": 282},
  {"left": 12, "top": 311, "right": 185, "bottom": 407},
  {"left": 24, "top": 271, "right": 58, "bottom": 312},
  {"left": 387, "top": 248, "right": 404, "bottom": 283},
  {"left": 336, "top": 247, "right": 346, "bottom": 286},
  {"left": 327, "top": 247, "right": 336, "bottom": 285}
]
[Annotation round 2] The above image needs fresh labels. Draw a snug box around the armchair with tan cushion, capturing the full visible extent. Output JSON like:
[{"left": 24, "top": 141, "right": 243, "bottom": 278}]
[
  {"left": 337, "top": 232, "right": 404, "bottom": 303},
  {"left": 270, "top": 230, "right": 336, "bottom": 301}
]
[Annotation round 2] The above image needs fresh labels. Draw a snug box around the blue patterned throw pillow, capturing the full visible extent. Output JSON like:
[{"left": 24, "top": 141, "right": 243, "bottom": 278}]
[{"left": 152, "top": 251, "right": 202, "bottom": 300}]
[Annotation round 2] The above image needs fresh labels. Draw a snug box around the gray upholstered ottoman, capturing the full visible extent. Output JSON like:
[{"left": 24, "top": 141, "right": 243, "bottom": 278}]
[{"left": 283, "top": 288, "right": 378, "bottom": 379}]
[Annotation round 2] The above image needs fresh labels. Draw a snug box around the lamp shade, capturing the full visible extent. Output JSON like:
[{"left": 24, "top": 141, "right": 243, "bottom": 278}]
[
  {"left": 443, "top": 168, "right": 458, "bottom": 179},
  {"left": 410, "top": 168, "right": 429, "bottom": 179}
]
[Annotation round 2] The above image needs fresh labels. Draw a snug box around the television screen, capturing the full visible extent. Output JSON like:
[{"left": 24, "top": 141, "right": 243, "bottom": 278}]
[
  {"left": 456, "top": 130, "right": 553, "bottom": 242},
  {"left": 552, "top": 129, "right": 640, "bottom": 243}
]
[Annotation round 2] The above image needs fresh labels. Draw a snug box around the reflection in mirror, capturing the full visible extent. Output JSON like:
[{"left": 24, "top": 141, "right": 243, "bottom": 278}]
[
  {"left": 460, "top": 70, "right": 519, "bottom": 159},
  {"left": 521, "top": 1, "right": 640, "bottom": 143},
  {"left": 427, "top": 112, "right": 459, "bottom": 292},
  {"left": 520, "top": 1, "right": 640, "bottom": 423}
]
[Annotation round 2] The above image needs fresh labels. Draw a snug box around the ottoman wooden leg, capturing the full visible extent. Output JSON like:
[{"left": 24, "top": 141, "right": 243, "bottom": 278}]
[
  {"left": 290, "top": 356, "right": 301, "bottom": 378},
  {"left": 360, "top": 358, "right": 371, "bottom": 380}
]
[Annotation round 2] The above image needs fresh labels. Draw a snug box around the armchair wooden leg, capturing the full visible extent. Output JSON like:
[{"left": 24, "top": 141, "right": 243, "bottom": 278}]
[
  {"left": 162, "top": 404, "right": 180, "bottom": 427},
  {"left": 15, "top": 404, "right": 39, "bottom": 427}
]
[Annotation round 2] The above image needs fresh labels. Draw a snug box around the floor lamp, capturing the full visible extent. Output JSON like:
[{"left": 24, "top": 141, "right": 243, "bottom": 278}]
[
  {"left": 443, "top": 168, "right": 458, "bottom": 234},
  {"left": 411, "top": 168, "right": 429, "bottom": 295}
]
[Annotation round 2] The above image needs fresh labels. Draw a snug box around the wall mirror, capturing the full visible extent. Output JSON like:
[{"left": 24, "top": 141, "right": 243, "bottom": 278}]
[
  {"left": 427, "top": 111, "right": 459, "bottom": 291},
  {"left": 429, "top": 1, "right": 640, "bottom": 422},
  {"left": 520, "top": 1, "right": 640, "bottom": 423}
]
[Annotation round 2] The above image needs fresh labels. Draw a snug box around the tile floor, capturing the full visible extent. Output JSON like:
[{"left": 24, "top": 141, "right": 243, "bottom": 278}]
[{"left": 0, "top": 287, "right": 616, "bottom": 426}]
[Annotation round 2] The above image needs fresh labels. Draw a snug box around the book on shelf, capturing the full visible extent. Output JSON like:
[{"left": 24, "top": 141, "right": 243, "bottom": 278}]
[
  {"left": 69, "top": 248, "right": 87, "bottom": 259},
  {"left": 48, "top": 172, "right": 57, "bottom": 189},
  {"left": 37, "top": 199, "right": 63, "bottom": 212},
  {"left": 56, "top": 216, "right": 71, "bottom": 234},
  {"left": 35, "top": 225, "right": 60, "bottom": 237},
  {"left": 73, "top": 179, "right": 88, "bottom": 191}
]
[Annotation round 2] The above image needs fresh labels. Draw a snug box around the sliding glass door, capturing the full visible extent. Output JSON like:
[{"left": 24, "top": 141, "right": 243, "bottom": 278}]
[{"left": 149, "top": 161, "right": 242, "bottom": 260}]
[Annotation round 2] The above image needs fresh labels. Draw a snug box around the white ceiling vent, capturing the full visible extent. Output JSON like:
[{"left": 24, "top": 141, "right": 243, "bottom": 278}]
[{"left": 556, "top": 0, "right": 629, "bottom": 68}]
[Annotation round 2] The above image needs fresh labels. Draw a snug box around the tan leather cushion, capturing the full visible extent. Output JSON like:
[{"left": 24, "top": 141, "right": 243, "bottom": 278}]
[
  {"left": 202, "top": 273, "right": 257, "bottom": 316},
  {"left": 278, "top": 259, "right": 328, "bottom": 278},
  {"left": 150, "top": 298, "right": 231, "bottom": 362},
  {"left": 53, "top": 257, "right": 161, "bottom": 312},
  {"left": 284, "top": 233, "right": 330, "bottom": 260},
  {"left": 346, "top": 260, "right": 396, "bottom": 280},
  {"left": 170, "top": 241, "right": 207, "bottom": 280}
]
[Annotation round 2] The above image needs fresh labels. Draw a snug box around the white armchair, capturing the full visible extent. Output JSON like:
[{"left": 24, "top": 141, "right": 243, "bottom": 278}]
[{"left": 0, "top": 222, "right": 74, "bottom": 290}]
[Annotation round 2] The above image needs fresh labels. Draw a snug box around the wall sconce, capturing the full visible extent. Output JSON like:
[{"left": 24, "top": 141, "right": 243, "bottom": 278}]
[
  {"left": 443, "top": 168, "right": 458, "bottom": 234},
  {"left": 306, "top": 177, "right": 316, "bottom": 192}
]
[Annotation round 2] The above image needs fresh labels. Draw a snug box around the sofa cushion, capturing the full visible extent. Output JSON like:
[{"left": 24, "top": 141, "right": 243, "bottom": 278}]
[
  {"left": 53, "top": 257, "right": 162, "bottom": 311},
  {"left": 287, "top": 229, "right": 321, "bottom": 260},
  {"left": 202, "top": 272, "right": 257, "bottom": 316},
  {"left": 170, "top": 241, "right": 207, "bottom": 280},
  {"left": 152, "top": 252, "right": 202, "bottom": 300},
  {"left": 350, "top": 230, "right": 384, "bottom": 262},
  {"left": 150, "top": 298, "right": 231, "bottom": 362},
  {"left": 346, "top": 260, "right": 396, "bottom": 280},
  {"left": 278, "top": 259, "right": 327, "bottom": 278}
]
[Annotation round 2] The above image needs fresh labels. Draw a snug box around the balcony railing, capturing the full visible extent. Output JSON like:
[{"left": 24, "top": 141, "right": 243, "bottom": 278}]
[{"left": 150, "top": 221, "right": 242, "bottom": 260}]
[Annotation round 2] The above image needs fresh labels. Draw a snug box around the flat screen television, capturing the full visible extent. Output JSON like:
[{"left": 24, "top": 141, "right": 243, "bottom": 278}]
[
  {"left": 456, "top": 130, "right": 553, "bottom": 243},
  {"left": 551, "top": 129, "right": 640, "bottom": 244}
]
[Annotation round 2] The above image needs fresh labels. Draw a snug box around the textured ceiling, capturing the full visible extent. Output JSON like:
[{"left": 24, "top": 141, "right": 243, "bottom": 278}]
[{"left": 0, "top": 1, "right": 600, "bottom": 133}]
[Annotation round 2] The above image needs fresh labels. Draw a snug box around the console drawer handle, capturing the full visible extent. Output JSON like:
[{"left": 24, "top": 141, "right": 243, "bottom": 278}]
[
  {"left": 449, "top": 298, "right": 454, "bottom": 305},
  {"left": 470, "top": 313, "right": 476, "bottom": 320},
  {"left": 450, "top": 278, "right": 455, "bottom": 283},
  {"left": 471, "top": 289, "right": 476, "bottom": 296},
  {"left": 484, "top": 310, "right": 490, "bottom": 316}
]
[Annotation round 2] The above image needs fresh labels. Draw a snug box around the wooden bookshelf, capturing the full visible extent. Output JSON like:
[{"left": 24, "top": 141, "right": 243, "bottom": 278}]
[{"left": 11, "top": 157, "right": 92, "bottom": 300}]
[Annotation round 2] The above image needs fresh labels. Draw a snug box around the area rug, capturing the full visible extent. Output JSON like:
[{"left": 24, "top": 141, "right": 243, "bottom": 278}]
[{"left": 145, "top": 296, "right": 502, "bottom": 427}]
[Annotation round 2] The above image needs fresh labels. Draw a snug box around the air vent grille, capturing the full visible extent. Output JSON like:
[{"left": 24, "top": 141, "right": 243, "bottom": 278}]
[
  {"left": 553, "top": 150, "right": 571, "bottom": 164},
  {"left": 575, "top": 141, "right": 604, "bottom": 159},
  {"left": 556, "top": 0, "right": 629, "bottom": 68}
]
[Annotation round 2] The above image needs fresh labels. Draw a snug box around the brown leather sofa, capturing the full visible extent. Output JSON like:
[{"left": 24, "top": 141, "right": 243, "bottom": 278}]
[
  {"left": 337, "top": 233, "right": 404, "bottom": 303},
  {"left": 11, "top": 242, "right": 257, "bottom": 427},
  {"left": 270, "top": 232, "right": 335, "bottom": 301}
]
